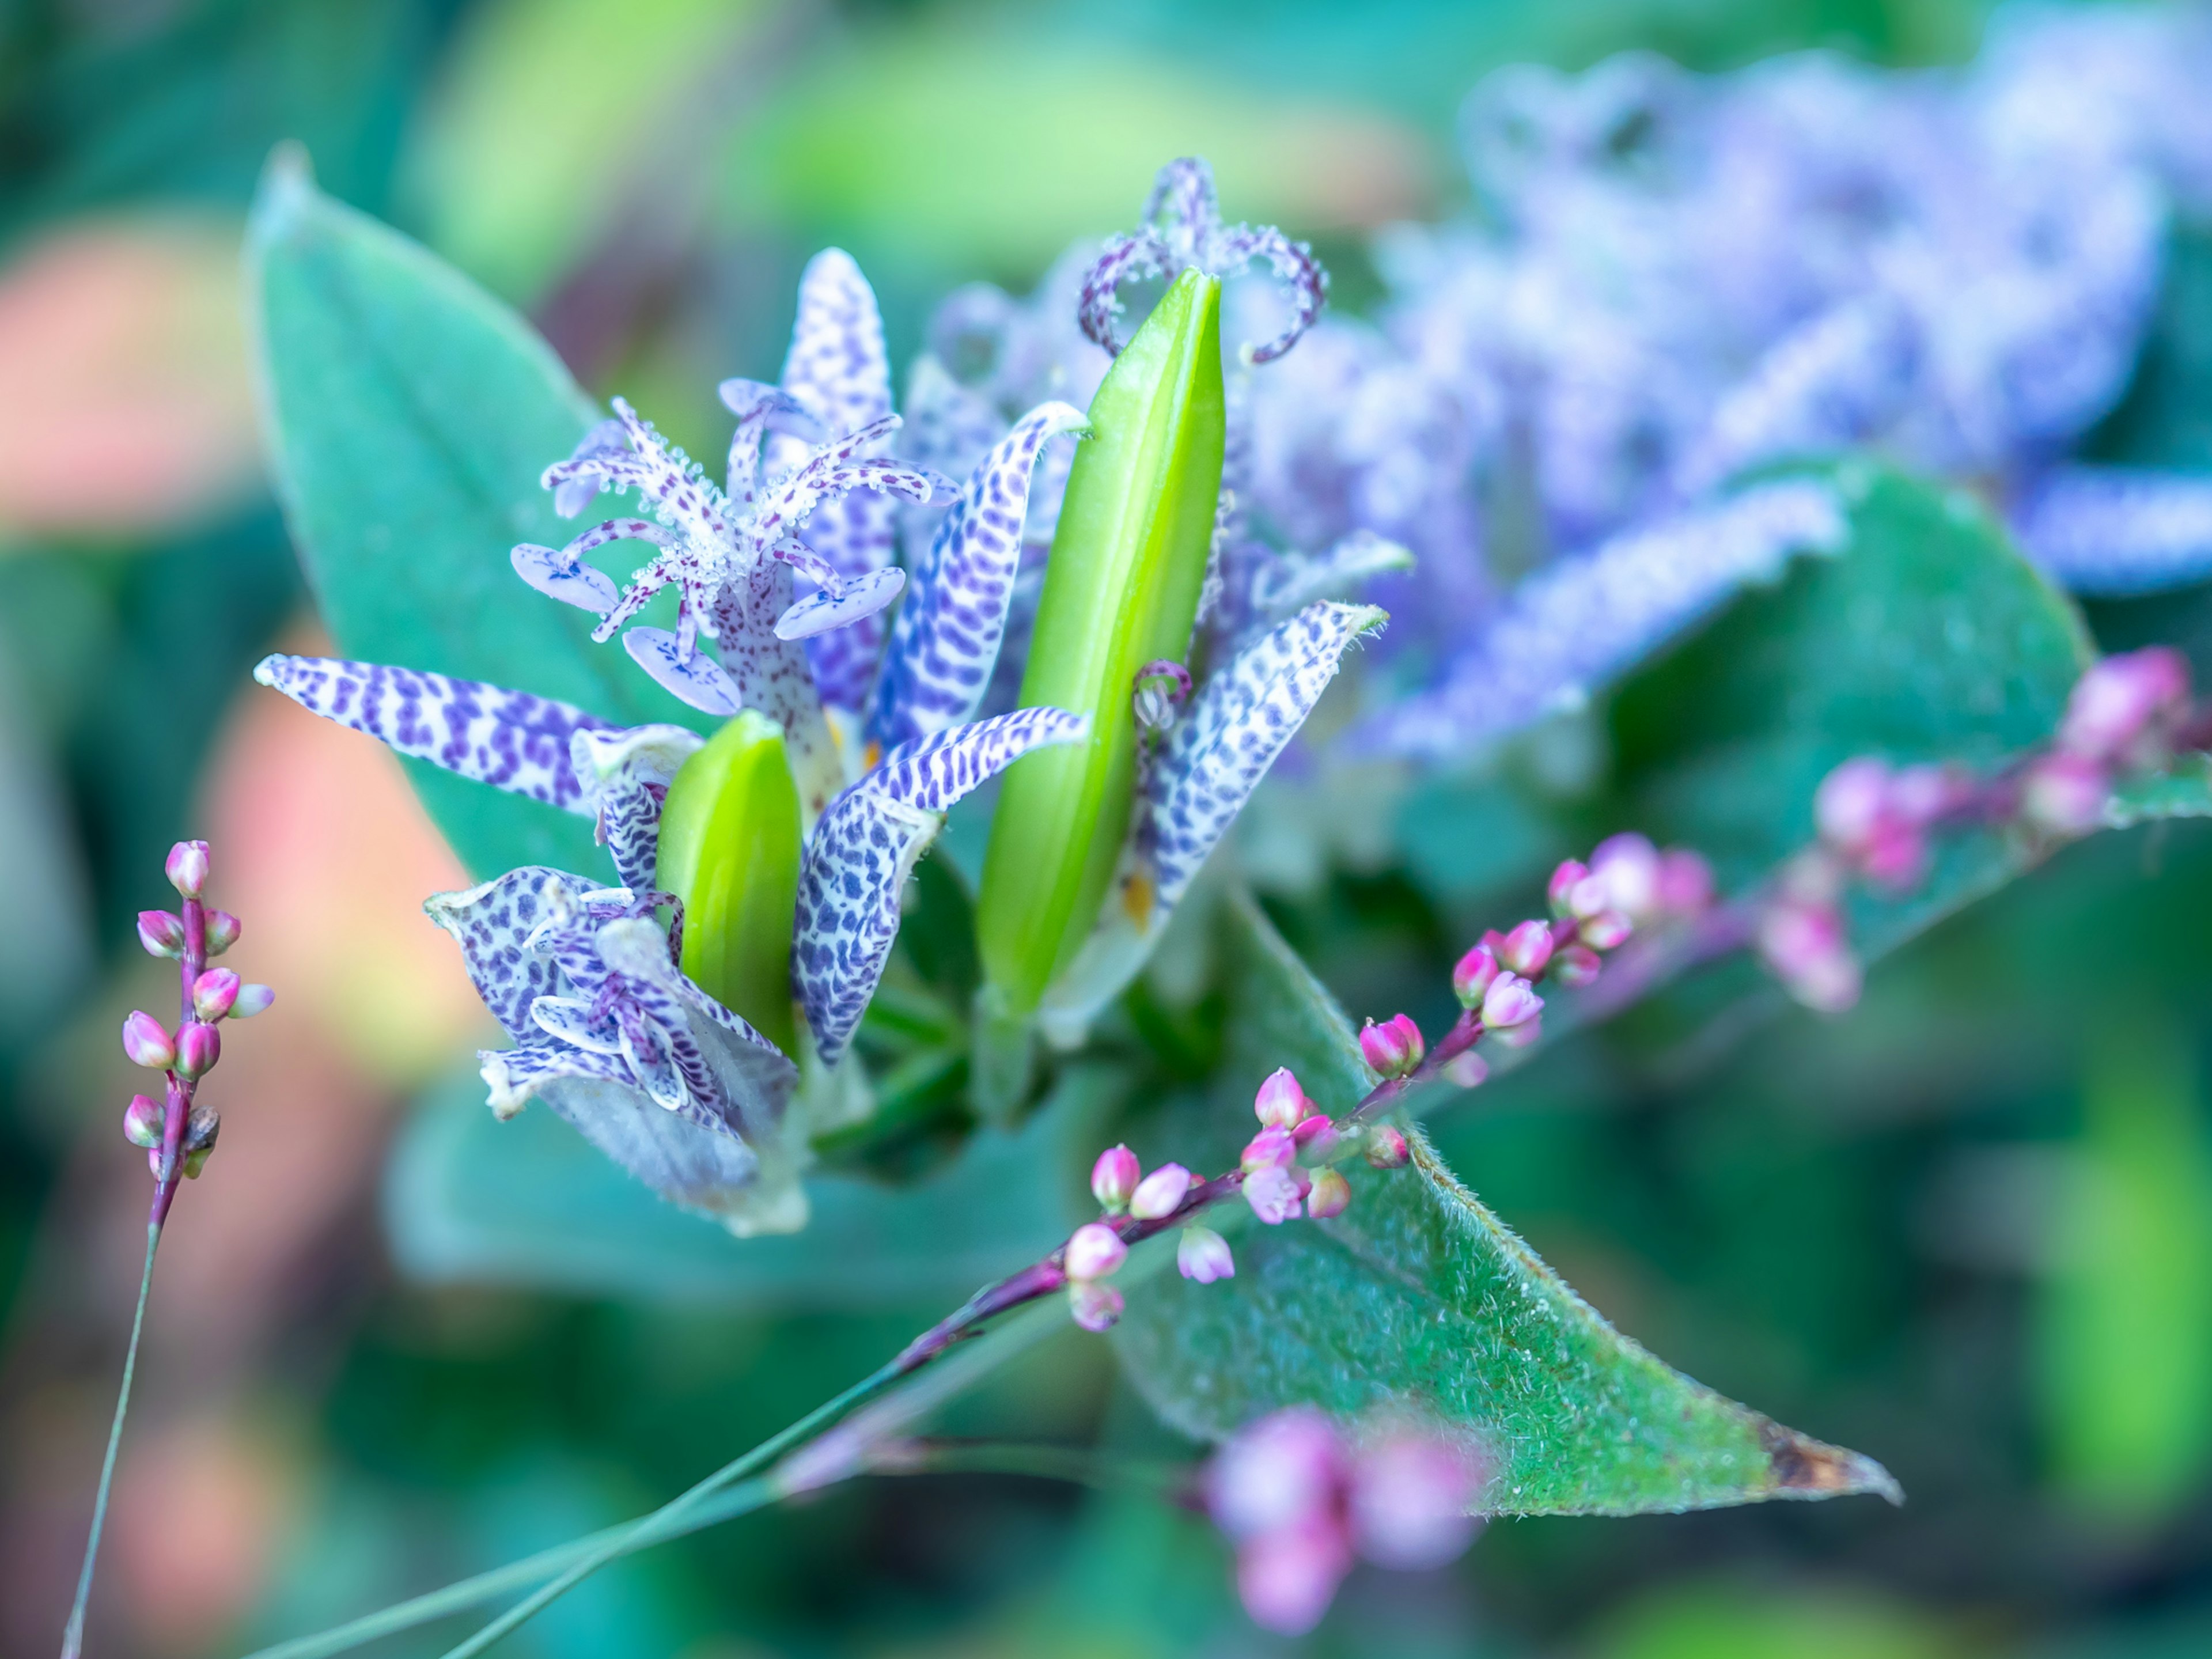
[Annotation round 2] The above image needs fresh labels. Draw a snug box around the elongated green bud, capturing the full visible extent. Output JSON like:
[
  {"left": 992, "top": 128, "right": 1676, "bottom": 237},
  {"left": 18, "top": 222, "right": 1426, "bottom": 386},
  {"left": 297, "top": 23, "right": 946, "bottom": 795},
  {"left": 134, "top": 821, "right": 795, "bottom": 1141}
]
[
  {"left": 655, "top": 711, "right": 802, "bottom": 1056},
  {"left": 976, "top": 268, "right": 1225, "bottom": 1013}
]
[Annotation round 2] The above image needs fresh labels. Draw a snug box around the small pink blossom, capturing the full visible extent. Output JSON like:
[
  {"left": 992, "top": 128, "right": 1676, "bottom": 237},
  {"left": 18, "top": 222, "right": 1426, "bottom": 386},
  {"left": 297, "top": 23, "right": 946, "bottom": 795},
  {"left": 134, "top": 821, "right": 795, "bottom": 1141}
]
[
  {"left": 1655, "top": 847, "right": 1715, "bottom": 915},
  {"left": 2020, "top": 751, "right": 2110, "bottom": 837},
  {"left": 1292, "top": 1113, "right": 1339, "bottom": 1157},
  {"left": 120, "top": 1011, "right": 175, "bottom": 1071},
  {"left": 1128, "top": 1162, "right": 1193, "bottom": 1221},
  {"left": 1068, "top": 1280, "right": 1124, "bottom": 1331},
  {"left": 135, "top": 910, "right": 184, "bottom": 959},
  {"left": 1815, "top": 756, "right": 1892, "bottom": 853},
  {"left": 1365, "top": 1126, "right": 1410, "bottom": 1169},
  {"left": 1498, "top": 918, "right": 1554, "bottom": 977},
  {"left": 231, "top": 983, "right": 275, "bottom": 1018},
  {"left": 1480, "top": 971, "right": 1542, "bottom": 1030},
  {"left": 1756, "top": 897, "right": 1861, "bottom": 1012},
  {"left": 173, "top": 1022, "right": 220, "bottom": 1079},
  {"left": 1305, "top": 1166, "right": 1351, "bottom": 1219},
  {"left": 1551, "top": 943, "right": 1603, "bottom": 986},
  {"left": 1546, "top": 858, "right": 1590, "bottom": 918},
  {"left": 1577, "top": 909, "right": 1633, "bottom": 950},
  {"left": 1243, "top": 1125, "right": 1296, "bottom": 1173},
  {"left": 1209, "top": 1407, "right": 1344, "bottom": 1539},
  {"left": 1588, "top": 832, "right": 1662, "bottom": 920},
  {"left": 1349, "top": 1429, "right": 1485, "bottom": 1570},
  {"left": 1444, "top": 1050, "right": 1489, "bottom": 1087},
  {"left": 1252, "top": 1066, "right": 1310, "bottom": 1129},
  {"left": 164, "top": 839, "right": 210, "bottom": 899},
  {"left": 1236, "top": 1517, "right": 1354, "bottom": 1636},
  {"left": 2059, "top": 646, "right": 2190, "bottom": 766},
  {"left": 202, "top": 909, "right": 241, "bottom": 955},
  {"left": 1177, "top": 1225, "right": 1236, "bottom": 1283},
  {"left": 1064, "top": 1222, "right": 1127, "bottom": 1281},
  {"left": 1359, "top": 1013, "right": 1423, "bottom": 1078},
  {"left": 1450, "top": 942, "right": 1500, "bottom": 1009},
  {"left": 122, "top": 1094, "right": 162, "bottom": 1150},
  {"left": 192, "top": 968, "right": 240, "bottom": 1021},
  {"left": 1244, "top": 1164, "right": 1305, "bottom": 1224},
  {"left": 1090, "top": 1144, "right": 1140, "bottom": 1212}
]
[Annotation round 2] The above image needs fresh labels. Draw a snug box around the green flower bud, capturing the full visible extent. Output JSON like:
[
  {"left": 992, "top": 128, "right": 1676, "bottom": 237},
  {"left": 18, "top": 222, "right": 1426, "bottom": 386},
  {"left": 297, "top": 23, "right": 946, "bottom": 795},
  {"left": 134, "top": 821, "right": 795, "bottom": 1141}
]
[
  {"left": 655, "top": 710, "right": 802, "bottom": 1056},
  {"left": 976, "top": 268, "right": 1225, "bottom": 1013}
]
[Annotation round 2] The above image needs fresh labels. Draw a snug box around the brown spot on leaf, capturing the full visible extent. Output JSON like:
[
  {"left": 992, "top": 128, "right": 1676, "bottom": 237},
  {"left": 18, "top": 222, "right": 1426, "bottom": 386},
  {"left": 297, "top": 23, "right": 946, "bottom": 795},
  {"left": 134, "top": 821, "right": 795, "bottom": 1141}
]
[{"left": 1758, "top": 1418, "right": 1904, "bottom": 1505}]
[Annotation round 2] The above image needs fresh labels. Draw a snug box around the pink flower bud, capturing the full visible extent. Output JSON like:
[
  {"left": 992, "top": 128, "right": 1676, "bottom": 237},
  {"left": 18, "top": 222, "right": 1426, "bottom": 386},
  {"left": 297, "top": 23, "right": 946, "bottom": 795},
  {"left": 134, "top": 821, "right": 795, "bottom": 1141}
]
[
  {"left": 1551, "top": 943, "right": 1603, "bottom": 987},
  {"left": 165, "top": 839, "right": 210, "bottom": 899},
  {"left": 1480, "top": 971, "right": 1543, "bottom": 1030},
  {"left": 1546, "top": 859, "right": 1590, "bottom": 918},
  {"left": 1349, "top": 1429, "right": 1484, "bottom": 1570},
  {"left": 1236, "top": 1518, "right": 1354, "bottom": 1637},
  {"left": 174, "top": 1021, "right": 220, "bottom": 1079},
  {"left": 121, "top": 1011, "right": 175, "bottom": 1070},
  {"left": 1444, "top": 1050, "right": 1489, "bottom": 1088},
  {"left": 1252, "top": 1066, "right": 1310, "bottom": 1129},
  {"left": 1450, "top": 943, "right": 1500, "bottom": 1009},
  {"left": 1857, "top": 823, "right": 1927, "bottom": 891},
  {"left": 1130, "top": 1162, "right": 1193, "bottom": 1220},
  {"left": 1498, "top": 919, "right": 1554, "bottom": 978},
  {"left": 1756, "top": 898, "right": 1861, "bottom": 1012},
  {"left": 1068, "top": 1280, "right": 1124, "bottom": 1332},
  {"left": 1243, "top": 1164, "right": 1305, "bottom": 1224},
  {"left": 1064, "top": 1221, "right": 1127, "bottom": 1281},
  {"left": 1291, "top": 1113, "right": 1338, "bottom": 1157},
  {"left": 2059, "top": 647, "right": 2191, "bottom": 764},
  {"left": 1577, "top": 910, "right": 1633, "bottom": 951},
  {"left": 1814, "top": 756, "right": 1891, "bottom": 853},
  {"left": 1305, "top": 1166, "right": 1351, "bottom": 1219},
  {"left": 123, "top": 1093, "right": 162, "bottom": 1150},
  {"left": 2020, "top": 752, "right": 2109, "bottom": 838},
  {"left": 1209, "top": 1407, "right": 1344, "bottom": 1539},
  {"left": 1365, "top": 1125, "right": 1410, "bottom": 1169},
  {"left": 1178, "top": 1225, "right": 1236, "bottom": 1283},
  {"left": 202, "top": 910, "right": 241, "bottom": 955},
  {"left": 1243, "top": 1125, "right": 1296, "bottom": 1173},
  {"left": 230, "top": 983, "right": 275, "bottom": 1019},
  {"left": 1090, "top": 1144, "right": 1140, "bottom": 1213},
  {"left": 136, "top": 910, "right": 185, "bottom": 959},
  {"left": 1490, "top": 1015, "right": 1542, "bottom": 1048},
  {"left": 1655, "top": 848, "right": 1714, "bottom": 915},
  {"left": 1359, "top": 1014, "right": 1423, "bottom": 1079},
  {"left": 1888, "top": 764, "right": 1964, "bottom": 828},
  {"left": 192, "top": 968, "right": 240, "bottom": 1021},
  {"left": 1589, "top": 832, "right": 1661, "bottom": 920}
]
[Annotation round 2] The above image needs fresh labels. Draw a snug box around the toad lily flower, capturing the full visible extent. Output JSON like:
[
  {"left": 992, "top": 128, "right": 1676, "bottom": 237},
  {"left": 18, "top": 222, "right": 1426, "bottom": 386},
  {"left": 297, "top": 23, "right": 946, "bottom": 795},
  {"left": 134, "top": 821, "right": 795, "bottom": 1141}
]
[{"left": 254, "top": 251, "right": 1093, "bottom": 1232}]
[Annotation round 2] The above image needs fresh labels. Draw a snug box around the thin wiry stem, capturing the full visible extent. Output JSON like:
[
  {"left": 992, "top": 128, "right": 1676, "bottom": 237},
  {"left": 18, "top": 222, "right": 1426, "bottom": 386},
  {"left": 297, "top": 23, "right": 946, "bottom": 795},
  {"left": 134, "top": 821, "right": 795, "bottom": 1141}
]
[
  {"left": 433, "top": 1359, "right": 908, "bottom": 1659},
  {"left": 60, "top": 1220, "right": 161, "bottom": 1659}
]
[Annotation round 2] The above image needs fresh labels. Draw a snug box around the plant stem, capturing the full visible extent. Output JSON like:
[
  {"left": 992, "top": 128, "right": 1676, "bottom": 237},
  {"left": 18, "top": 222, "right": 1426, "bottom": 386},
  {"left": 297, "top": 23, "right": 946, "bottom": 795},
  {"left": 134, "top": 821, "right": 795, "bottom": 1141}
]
[
  {"left": 433, "top": 1359, "right": 907, "bottom": 1658},
  {"left": 240, "top": 1476, "right": 781, "bottom": 1659},
  {"left": 59, "top": 1220, "right": 161, "bottom": 1659}
]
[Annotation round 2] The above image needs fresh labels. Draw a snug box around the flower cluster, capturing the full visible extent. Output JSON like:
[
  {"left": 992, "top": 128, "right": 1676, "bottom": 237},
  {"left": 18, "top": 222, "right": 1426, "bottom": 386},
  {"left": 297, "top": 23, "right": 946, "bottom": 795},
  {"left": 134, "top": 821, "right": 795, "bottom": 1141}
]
[
  {"left": 1757, "top": 647, "right": 2198, "bottom": 1010},
  {"left": 1206, "top": 1407, "right": 1485, "bottom": 1635},
  {"left": 123, "top": 841, "right": 272, "bottom": 1211},
  {"left": 930, "top": 11, "right": 2212, "bottom": 764}
]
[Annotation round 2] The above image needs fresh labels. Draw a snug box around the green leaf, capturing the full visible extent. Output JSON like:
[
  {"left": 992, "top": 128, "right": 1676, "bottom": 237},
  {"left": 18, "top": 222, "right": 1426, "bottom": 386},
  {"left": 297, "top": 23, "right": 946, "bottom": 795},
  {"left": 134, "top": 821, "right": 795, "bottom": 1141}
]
[
  {"left": 2107, "top": 754, "right": 2212, "bottom": 827},
  {"left": 1609, "top": 461, "right": 2091, "bottom": 961},
  {"left": 385, "top": 1060, "right": 1104, "bottom": 1306},
  {"left": 247, "top": 150, "right": 702, "bottom": 880},
  {"left": 1112, "top": 892, "right": 1900, "bottom": 1516}
]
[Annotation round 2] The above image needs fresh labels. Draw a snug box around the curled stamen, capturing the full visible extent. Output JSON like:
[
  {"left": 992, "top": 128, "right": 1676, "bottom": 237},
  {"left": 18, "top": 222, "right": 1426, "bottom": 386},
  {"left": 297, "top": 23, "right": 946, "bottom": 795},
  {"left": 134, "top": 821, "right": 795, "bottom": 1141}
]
[{"left": 1078, "top": 157, "right": 1330, "bottom": 364}]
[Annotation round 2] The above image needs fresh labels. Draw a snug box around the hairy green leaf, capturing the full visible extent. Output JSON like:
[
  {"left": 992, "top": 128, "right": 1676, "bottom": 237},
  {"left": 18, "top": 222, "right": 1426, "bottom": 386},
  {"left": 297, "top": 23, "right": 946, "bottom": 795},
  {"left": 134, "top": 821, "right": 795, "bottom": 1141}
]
[
  {"left": 1113, "top": 892, "right": 1899, "bottom": 1516},
  {"left": 248, "top": 151, "right": 700, "bottom": 880}
]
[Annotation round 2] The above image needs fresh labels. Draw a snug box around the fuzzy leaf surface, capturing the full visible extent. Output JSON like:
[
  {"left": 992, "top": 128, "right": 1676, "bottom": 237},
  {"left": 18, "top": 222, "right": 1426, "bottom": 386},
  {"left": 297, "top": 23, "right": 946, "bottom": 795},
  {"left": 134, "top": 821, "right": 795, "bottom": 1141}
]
[
  {"left": 249, "top": 157, "right": 700, "bottom": 878},
  {"left": 1113, "top": 893, "right": 1898, "bottom": 1516}
]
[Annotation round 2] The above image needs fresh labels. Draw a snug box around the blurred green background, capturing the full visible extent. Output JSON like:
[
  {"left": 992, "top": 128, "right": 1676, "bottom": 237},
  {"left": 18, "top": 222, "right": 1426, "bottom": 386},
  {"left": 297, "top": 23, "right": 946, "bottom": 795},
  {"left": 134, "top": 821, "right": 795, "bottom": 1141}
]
[{"left": 8, "top": 0, "right": 2212, "bottom": 1654}]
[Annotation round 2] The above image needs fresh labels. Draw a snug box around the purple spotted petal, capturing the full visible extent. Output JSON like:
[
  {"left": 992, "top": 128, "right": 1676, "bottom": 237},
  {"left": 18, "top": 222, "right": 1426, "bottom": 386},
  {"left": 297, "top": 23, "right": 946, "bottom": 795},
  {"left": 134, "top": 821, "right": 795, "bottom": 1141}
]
[
  {"left": 793, "top": 707, "right": 1088, "bottom": 1065},
  {"left": 623, "top": 628, "right": 743, "bottom": 717},
  {"left": 1210, "top": 223, "right": 1329, "bottom": 365},
  {"left": 512, "top": 542, "right": 622, "bottom": 613},
  {"left": 432, "top": 869, "right": 804, "bottom": 1230},
  {"left": 1078, "top": 232, "right": 1176, "bottom": 357},
  {"left": 775, "top": 564, "right": 907, "bottom": 641},
  {"left": 1372, "top": 480, "right": 1849, "bottom": 758},
  {"left": 2011, "top": 466, "right": 2212, "bottom": 596},
  {"left": 1149, "top": 603, "right": 1386, "bottom": 909},
  {"left": 554, "top": 418, "right": 627, "bottom": 518},
  {"left": 571, "top": 725, "right": 703, "bottom": 892},
  {"left": 873, "top": 400, "right": 1090, "bottom": 747},
  {"left": 252, "top": 655, "right": 610, "bottom": 813}
]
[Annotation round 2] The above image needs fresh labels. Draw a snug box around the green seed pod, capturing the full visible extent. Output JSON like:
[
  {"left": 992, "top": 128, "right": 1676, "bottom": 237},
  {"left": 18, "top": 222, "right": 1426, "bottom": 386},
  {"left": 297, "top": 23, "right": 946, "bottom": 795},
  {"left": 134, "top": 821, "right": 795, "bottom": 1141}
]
[
  {"left": 976, "top": 268, "right": 1225, "bottom": 1014},
  {"left": 655, "top": 710, "right": 803, "bottom": 1056}
]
